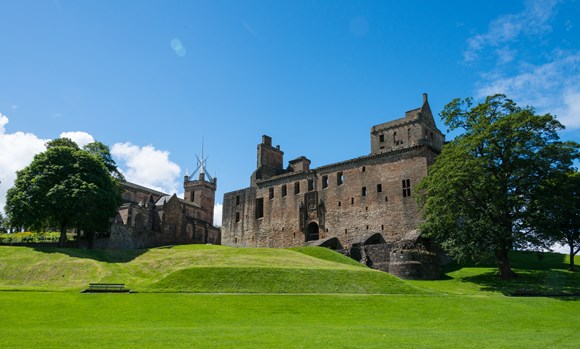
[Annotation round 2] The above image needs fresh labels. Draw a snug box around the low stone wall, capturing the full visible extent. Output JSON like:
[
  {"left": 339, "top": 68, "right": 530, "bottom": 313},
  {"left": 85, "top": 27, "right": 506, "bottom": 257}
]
[
  {"left": 389, "top": 246, "right": 439, "bottom": 280},
  {"left": 92, "top": 223, "right": 221, "bottom": 249},
  {"left": 342, "top": 237, "right": 440, "bottom": 280}
]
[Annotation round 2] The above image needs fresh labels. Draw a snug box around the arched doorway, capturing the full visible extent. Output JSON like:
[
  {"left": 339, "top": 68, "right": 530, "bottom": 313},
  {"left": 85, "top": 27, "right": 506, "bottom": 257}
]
[{"left": 306, "top": 222, "right": 319, "bottom": 242}]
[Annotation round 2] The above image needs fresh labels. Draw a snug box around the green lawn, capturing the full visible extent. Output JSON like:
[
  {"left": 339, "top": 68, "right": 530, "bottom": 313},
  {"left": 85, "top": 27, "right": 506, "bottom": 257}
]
[
  {"left": 0, "top": 245, "right": 578, "bottom": 348},
  {"left": 0, "top": 292, "right": 577, "bottom": 348}
]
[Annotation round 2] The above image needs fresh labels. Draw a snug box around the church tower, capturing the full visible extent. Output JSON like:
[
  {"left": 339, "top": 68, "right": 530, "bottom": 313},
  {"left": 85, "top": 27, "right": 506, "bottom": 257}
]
[{"left": 183, "top": 148, "right": 217, "bottom": 224}]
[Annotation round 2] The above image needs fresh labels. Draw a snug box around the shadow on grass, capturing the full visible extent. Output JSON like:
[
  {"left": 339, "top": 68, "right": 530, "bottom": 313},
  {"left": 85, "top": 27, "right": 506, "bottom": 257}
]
[
  {"left": 442, "top": 251, "right": 569, "bottom": 272},
  {"left": 462, "top": 269, "right": 579, "bottom": 299},
  {"left": 32, "top": 246, "right": 147, "bottom": 263},
  {"left": 440, "top": 251, "right": 578, "bottom": 299}
]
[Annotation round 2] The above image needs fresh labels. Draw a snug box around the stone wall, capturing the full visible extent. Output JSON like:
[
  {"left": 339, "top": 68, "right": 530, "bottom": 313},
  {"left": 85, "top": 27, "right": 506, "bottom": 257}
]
[
  {"left": 221, "top": 95, "right": 444, "bottom": 280},
  {"left": 222, "top": 146, "right": 437, "bottom": 249}
]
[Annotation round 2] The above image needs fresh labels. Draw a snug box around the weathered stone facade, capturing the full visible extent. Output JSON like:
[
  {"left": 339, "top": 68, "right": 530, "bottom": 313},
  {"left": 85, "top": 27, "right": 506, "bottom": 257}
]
[
  {"left": 222, "top": 94, "right": 444, "bottom": 279},
  {"left": 94, "top": 173, "right": 220, "bottom": 249}
]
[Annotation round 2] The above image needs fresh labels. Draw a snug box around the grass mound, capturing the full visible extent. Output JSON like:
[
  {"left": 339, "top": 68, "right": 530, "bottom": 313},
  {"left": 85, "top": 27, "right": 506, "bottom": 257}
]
[
  {"left": 0, "top": 245, "right": 422, "bottom": 294},
  {"left": 288, "top": 246, "right": 365, "bottom": 267},
  {"left": 150, "top": 266, "right": 421, "bottom": 294}
]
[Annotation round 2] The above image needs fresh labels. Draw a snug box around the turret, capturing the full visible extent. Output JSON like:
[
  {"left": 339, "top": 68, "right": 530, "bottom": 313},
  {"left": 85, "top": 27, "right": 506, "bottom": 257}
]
[
  {"left": 251, "top": 135, "right": 284, "bottom": 186},
  {"left": 370, "top": 93, "right": 445, "bottom": 154},
  {"left": 184, "top": 147, "right": 217, "bottom": 224}
]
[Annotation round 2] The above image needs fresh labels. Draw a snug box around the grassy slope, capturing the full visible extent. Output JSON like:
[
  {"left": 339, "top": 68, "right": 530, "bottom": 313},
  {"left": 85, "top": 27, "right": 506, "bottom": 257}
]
[
  {"left": 0, "top": 246, "right": 578, "bottom": 348},
  {"left": 0, "top": 245, "right": 419, "bottom": 294},
  {"left": 409, "top": 251, "right": 579, "bottom": 296}
]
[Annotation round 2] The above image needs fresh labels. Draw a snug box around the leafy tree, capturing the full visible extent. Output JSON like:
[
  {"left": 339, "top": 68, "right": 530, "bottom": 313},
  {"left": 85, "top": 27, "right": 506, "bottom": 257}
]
[
  {"left": 83, "top": 141, "right": 125, "bottom": 182},
  {"left": 0, "top": 212, "right": 7, "bottom": 233},
  {"left": 528, "top": 171, "right": 580, "bottom": 271},
  {"left": 5, "top": 138, "right": 122, "bottom": 247},
  {"left": 418, "top": 94, "right": 578, "bottom": 279},
  {"left": 46, "top": 137, "right": 80, "bottom": 149}
]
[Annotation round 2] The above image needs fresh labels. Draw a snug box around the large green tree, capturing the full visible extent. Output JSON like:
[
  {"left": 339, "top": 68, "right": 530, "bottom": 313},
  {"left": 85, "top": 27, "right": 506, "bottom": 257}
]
[
  {"left": 5, "top": 138, "right": 122, "bottom": 247},
  {"left": 528, "top": 171, "right": 580, "bottom": 271},
  {"left": 83, "top": 141, "right": 125, "bottom": 182},
  {"left": 0, "top": 211, "right": 7, "bottom": 233},
  {"left": 418, "top": 94, "right": 578, "bottom": 279}
]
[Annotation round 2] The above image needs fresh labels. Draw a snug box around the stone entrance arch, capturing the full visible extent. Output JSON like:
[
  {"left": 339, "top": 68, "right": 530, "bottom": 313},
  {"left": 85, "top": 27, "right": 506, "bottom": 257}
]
[{"left": 306, "top": 222, "right": 319, "bottom": 242}]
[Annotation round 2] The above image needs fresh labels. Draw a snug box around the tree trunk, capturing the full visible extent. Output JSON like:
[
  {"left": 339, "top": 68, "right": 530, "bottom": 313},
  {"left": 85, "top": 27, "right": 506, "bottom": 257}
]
[
  {"left": 495, "top": 249, "right": 516, "bottom": 280},
  {"left": 58, "top": 223, "right": 67, "bottom": 247}
]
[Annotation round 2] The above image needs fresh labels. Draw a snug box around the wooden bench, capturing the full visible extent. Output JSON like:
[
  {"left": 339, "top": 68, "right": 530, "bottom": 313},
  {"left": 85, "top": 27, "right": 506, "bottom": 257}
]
[{"left": 84, "top": 283, "right": 129, "bottom": 293}]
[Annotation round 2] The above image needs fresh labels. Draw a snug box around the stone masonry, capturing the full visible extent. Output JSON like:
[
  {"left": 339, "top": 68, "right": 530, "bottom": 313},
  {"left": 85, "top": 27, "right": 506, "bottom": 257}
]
[
  {"left": 221, "top": 94, "right": 444, "bottom": 279},
  {"left": 94, "top": 171, "right": 220, "bottom": 249}
]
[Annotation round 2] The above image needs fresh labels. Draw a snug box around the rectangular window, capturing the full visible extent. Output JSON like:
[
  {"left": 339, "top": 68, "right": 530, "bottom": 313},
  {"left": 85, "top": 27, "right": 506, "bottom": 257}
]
[
  {"left": 351, "top": 197, "right": 354, "bottom": 205},
  {"left": 281, "top": 184, "right": 287, "bottom": 197},
  {"left": 361, "top": 166, "right": 366, "bottom": 172},
  {"left": 379, "top": 134, "right": 385, "bottom": 143},
  {"left": 255, "top": 198, "right": 264, "bottom": 219},
  {"left": 361, "top": 187, "right": 367, "bottom": 196},
  {"left": 308, "top": 179, "right": 314, "bottom": 191},
  {"left": 322, "top": 175, "right": 328, "bottom": 189},
  {"left": 377, "top": 184, "right": 382, "bottom": 193},
  {"left": 337, "top": 172, "right": 344, "bottom": 186},
  {"left": 235, "top": 212, "right": 240, "bottom": 223},
  {"left": 402, "top": 179, "right": 411, "bottom": 197},
  {"left": 269, "top": 187, "right": 274, "bottom": 199},
  {"left": 235, "top": 195, "right": 240, "bottom": 206},
  {"left": 294, "top": 182, "right": 300, "bottom": 194}
]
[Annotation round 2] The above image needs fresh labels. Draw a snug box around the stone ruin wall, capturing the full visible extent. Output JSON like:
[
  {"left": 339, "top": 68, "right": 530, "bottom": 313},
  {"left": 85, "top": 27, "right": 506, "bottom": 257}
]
[{"left": 222, "top": 146, "right": 437, "bottom": 249}]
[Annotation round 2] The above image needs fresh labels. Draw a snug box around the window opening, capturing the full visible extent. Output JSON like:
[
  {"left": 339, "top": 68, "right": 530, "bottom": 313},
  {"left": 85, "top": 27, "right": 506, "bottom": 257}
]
[
  {"left": 402, "top": 179, "right": 411, "bottom": 197},
  {"left": 255, "top": 198, "right": 264, "bottom": 219},
  {"left": 322, "top": 175, "right": 328, "bottom": 189},
  {"left": 362, "top": 187, "right": 367, "bottom": 196},
  {"left": 337, "top": 172, "right": 344, "bottom": 186},
  {"left": 235, "top": 195, "right": 240, "bottom": 206},
  {"left": 235, "top": 212, "right": 240, "bottom": 223},
  {"left": 379, "top": 134, "right": 385, "bottom": 143},
  {"left": 377, "top": 184, "right": 382, "bottom": 193},
  {"left": 269, "top": 187, "right": 274, "bottom": 199},
  {"left": 294, "top": 182, "right": 300, "bottom": 194},
  {"left": 308, "top": 179, "right": 314, "bottom": 191},
  {"left": 281, "top": 184, "right": 287, "bottom": 197}
]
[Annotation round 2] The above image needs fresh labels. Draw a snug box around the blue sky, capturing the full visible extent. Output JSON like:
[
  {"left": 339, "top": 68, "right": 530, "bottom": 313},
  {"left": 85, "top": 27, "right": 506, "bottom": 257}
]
[{"left": 1, "top": 0, "right": 579, "bottom": 224}]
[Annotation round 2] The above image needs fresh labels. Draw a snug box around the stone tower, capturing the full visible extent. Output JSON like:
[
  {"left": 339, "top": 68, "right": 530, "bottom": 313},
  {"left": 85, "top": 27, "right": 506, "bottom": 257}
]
[
  {"left": 370, "top": 93, "right": 444, "bottom": 154},
  {"left": 183, "top": 156, "right": 217, "bottom": 225}
]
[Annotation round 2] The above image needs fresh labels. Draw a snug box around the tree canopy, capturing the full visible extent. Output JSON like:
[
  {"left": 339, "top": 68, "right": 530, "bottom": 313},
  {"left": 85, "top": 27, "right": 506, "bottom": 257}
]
[
  {"left": 418, "top": 94, "right": 579, "bottom": 279},
  {"left": 528, "top": 171, "right": 580, "bottom": 271},
  {"left": 5, "top": 138, "right": 122, "bottom": 247}
]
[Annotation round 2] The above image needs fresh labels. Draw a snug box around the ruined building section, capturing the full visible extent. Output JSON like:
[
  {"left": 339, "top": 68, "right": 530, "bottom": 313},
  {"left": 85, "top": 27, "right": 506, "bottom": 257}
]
[
  {"left": 222, "top": 94, "right": 443, "bottom": 279},
  {"left": 95, "top": 161, "right": 220, "bottom": 249}
]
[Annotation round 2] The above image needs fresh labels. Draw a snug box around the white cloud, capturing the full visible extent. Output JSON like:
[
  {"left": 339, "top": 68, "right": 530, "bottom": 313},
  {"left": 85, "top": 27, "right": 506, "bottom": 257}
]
[
  {"left": 476, "top": 51, "right": 580, "bottom": 129},
  {"left": 0, "top": 117, "right": 184, "bottom": 215},
  {"left": 59, "top": 131, "right": 95, "bottom": 147},
  {"left": 464, "top": 0, "right": 558, "bottom": 63},
  {"left": 0, "top": 114, "right": 47, "bottom": 212},
  {"left": 213, "top": 203, "right": 223, "bottom": 227},
  {"left": 112, "top": 142, "right": 181, "bottom": 194}
]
